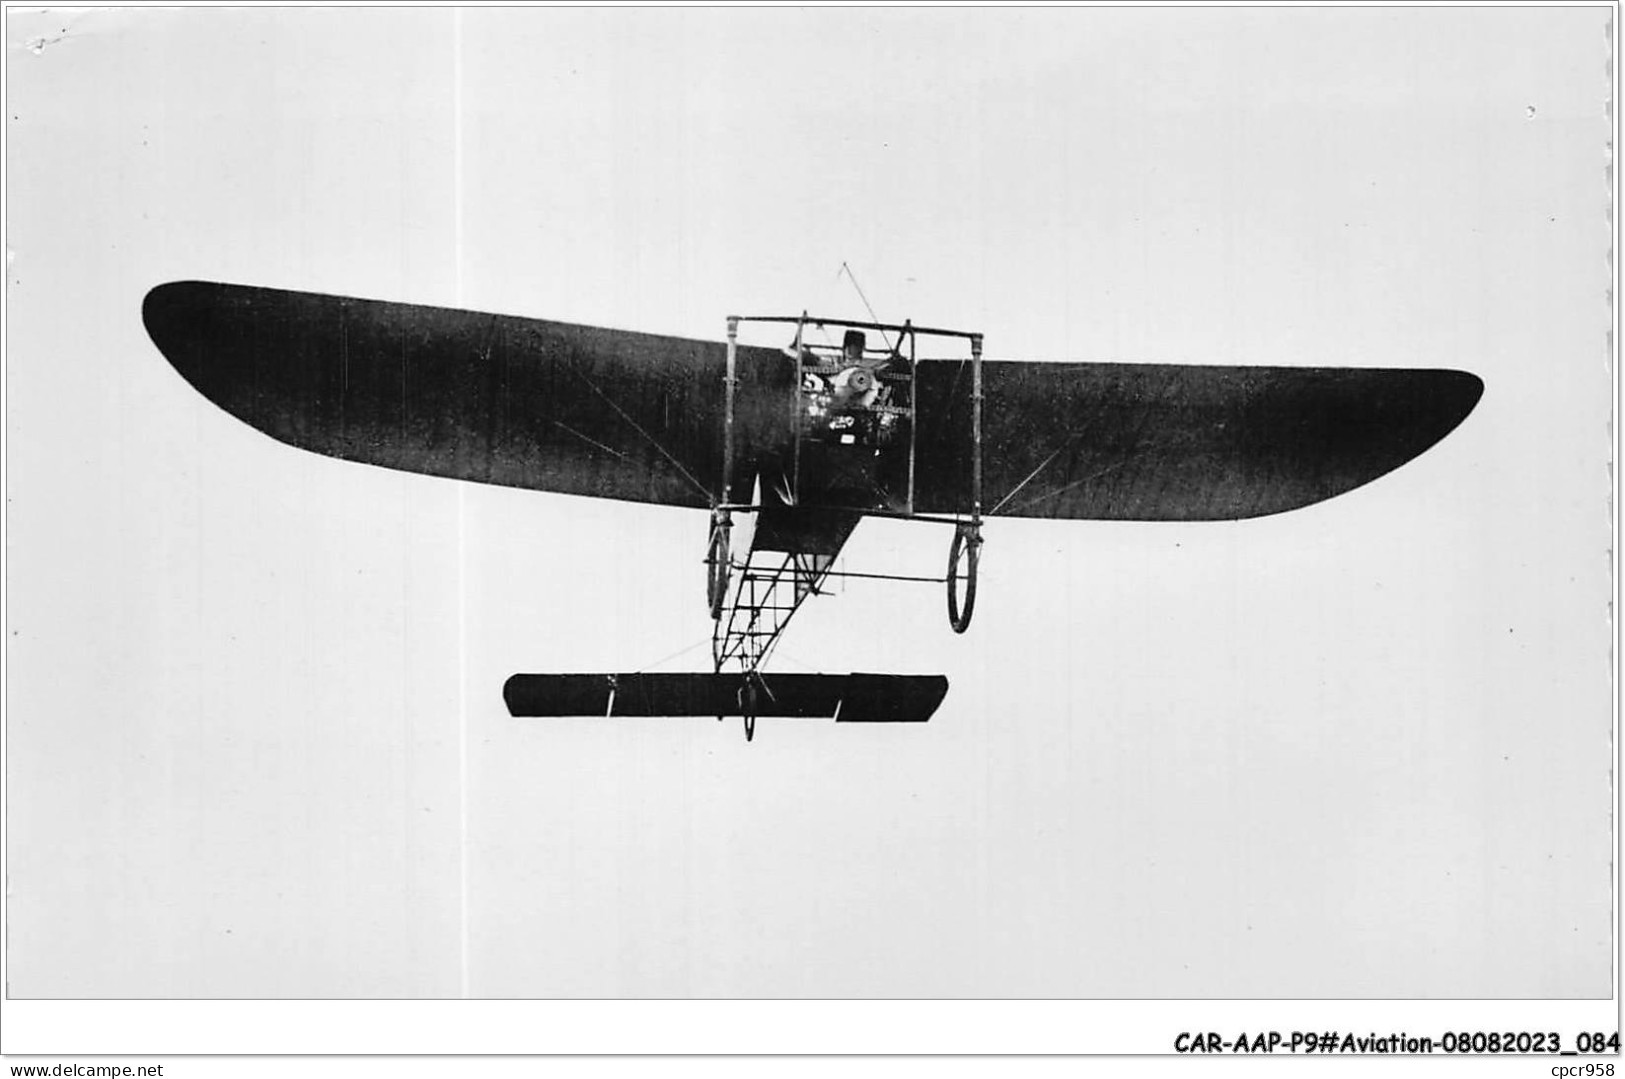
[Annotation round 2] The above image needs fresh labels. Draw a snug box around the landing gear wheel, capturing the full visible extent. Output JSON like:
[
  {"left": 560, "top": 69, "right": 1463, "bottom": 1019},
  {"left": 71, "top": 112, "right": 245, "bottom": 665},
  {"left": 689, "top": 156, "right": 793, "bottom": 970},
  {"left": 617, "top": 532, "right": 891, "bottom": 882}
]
[
  {"left": 947, "top": 523, "right": 980, "bottom": 634},
  {"left": 706, "top": 519, "right": 731, "bottom": 620}
]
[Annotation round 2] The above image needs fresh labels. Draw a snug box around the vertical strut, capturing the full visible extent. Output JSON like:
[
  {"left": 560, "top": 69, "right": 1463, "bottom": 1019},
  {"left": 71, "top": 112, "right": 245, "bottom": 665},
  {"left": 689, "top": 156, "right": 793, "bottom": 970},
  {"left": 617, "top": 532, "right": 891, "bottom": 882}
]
[
  {"left": 723, "top": 316, "right": 739, "bottom": 506},
  {"left": 970, "top": 332, "right": 984, "bottom": 528},
  {"left": 793, "top": 311, "right": 806, "bottom": 499},
  {"left": 906, "top": 323, "right": 917, "bottom": 515}
]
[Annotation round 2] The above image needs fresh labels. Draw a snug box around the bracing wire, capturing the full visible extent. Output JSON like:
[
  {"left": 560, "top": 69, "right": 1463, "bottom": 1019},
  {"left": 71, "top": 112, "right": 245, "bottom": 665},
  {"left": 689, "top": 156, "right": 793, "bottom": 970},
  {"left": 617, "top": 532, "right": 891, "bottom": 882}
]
[
  {"left": 768, "top": 647, "right": 820, "bottom": 674},
  {"left": 838, "top": 262, "right": 893, "bottom": 352},
  {"left": 566, "top": 362, "right": 712, "bottom": 502},
  {"left": 989, "top": 437, "right": 1079, "bottom": 515},
  {"left": 632, "top": 634, "right": 714, "bottom": 674}
]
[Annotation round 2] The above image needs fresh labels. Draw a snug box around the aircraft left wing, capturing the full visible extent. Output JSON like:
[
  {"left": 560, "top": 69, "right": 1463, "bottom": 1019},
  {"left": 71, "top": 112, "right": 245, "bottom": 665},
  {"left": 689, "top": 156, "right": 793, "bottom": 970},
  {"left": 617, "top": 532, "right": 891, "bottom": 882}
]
[{"left": 142, "top": 281, "right": 776, "bottom": 508}]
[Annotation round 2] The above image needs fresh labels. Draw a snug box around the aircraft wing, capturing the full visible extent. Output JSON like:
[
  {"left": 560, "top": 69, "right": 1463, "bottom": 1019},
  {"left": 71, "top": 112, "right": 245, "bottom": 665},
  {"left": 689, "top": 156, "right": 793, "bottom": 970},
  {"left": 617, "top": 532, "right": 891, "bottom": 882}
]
[
  {"left": 142, "top": 280, "right": 772, "bottom": 508},
  {"left": 146, "top": 282, "right": 1481, "bottom": 522},
  {"left": 910, "top": 360, "right": 1483, "bottom": 521}
]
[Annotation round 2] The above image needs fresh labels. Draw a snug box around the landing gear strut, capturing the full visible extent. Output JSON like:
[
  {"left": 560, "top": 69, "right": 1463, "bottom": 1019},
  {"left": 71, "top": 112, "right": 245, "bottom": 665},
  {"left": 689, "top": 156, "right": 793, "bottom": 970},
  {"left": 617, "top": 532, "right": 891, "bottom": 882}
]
[
  {"left": 947, "top": 522, "right": 980, "bottom": 634},
  {"left": 706, "top": 511, "right": 731, "bottom": 620},
  {"left": 948, "top": 329, "right": 984, "bottom": 635}
]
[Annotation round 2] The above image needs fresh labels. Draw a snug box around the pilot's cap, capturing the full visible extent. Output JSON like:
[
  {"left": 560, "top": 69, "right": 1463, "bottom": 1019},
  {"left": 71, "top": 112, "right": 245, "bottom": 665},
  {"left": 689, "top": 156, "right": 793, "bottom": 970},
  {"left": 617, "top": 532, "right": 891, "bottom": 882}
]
[{"left": 842, "top": 329, "right": 866, "bottom": 359}]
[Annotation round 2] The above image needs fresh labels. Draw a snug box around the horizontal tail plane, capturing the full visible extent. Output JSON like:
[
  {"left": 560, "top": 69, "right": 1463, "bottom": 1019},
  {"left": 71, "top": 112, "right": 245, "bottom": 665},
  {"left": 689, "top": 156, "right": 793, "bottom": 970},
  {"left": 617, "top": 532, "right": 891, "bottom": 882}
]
[{"left": 503, "top": 673, "right": 948, "bottom": 723}]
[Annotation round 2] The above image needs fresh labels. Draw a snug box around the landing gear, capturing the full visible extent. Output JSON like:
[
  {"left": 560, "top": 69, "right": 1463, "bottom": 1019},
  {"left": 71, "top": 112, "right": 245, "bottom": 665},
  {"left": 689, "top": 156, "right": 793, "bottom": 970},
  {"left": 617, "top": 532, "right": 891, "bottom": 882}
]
[
  {"left": 947, "top": 522, "right": 980, "bottom": 634},
  {"left": 706, "top": 512, "right": 731, "bottom": 620},
  {"left": 707, "top": 313, "right": 988, "bottom": 740}
]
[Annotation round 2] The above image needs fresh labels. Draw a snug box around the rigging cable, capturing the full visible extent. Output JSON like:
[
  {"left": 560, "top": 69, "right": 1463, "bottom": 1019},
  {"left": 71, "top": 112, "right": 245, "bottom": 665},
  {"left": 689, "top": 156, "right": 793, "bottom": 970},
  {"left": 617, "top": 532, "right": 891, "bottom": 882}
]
[
  {"left": 838, "top": 262, "right": 893, "bottom": 352},
  {"left": 632, "top": 633, "right": 714, "bottom": 674},
  {"left": 566, "top": 362, "right": 713, "bottom": 503}
]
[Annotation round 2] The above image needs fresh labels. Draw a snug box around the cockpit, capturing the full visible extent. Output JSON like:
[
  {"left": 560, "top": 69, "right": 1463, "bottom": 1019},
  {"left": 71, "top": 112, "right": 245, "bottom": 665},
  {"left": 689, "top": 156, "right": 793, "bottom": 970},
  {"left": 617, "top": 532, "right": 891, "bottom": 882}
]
[{"left": 792, "top": 327, "right": 907, "bottom": 448}]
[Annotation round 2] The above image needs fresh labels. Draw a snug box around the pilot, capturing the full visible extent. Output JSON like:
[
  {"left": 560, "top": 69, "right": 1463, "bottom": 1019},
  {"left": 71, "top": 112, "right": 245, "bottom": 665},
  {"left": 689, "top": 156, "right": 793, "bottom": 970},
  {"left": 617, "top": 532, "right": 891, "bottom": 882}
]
[{"left": 841, "top": 328, "right": 867, "bottom": 366}]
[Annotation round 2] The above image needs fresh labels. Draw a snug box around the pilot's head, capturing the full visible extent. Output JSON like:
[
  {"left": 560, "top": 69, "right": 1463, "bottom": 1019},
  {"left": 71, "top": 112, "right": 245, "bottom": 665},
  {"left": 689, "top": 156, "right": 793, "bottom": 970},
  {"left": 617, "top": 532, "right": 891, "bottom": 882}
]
[{"left": 842, "top": 329, "right": 866, "bottom": 365}]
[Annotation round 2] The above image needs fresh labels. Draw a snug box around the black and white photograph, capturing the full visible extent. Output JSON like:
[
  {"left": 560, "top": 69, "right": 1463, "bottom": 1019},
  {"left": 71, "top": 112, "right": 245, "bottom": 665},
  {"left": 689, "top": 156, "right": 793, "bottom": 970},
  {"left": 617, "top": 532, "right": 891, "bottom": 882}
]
[{"left": 3, "top": 3, "right": 1616, "bottom": 1059}]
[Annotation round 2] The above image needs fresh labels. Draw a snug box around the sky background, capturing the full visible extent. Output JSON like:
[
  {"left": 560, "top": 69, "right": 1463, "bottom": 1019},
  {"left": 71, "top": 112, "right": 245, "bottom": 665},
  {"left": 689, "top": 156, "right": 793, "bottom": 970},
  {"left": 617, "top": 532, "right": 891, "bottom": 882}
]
[{"left": 6, "top": 7, "right": 1613, "bottom": 999}]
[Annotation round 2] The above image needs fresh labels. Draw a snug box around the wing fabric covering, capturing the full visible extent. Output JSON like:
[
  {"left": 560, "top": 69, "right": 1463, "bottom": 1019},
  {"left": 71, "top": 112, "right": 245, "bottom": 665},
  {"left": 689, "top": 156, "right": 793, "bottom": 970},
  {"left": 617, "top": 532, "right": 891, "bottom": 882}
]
[
  {"left": 145, "top": 281, "right": 1481, "bottom": 521},
  {"left": 912, "top": 361, "right": 1483, "bottom": 521},
  {"left": 141, "top": 280, "right": 755, "bottom": 508},
  {"left": 503, "top": 672, "right": 948, "bottom": 722}
]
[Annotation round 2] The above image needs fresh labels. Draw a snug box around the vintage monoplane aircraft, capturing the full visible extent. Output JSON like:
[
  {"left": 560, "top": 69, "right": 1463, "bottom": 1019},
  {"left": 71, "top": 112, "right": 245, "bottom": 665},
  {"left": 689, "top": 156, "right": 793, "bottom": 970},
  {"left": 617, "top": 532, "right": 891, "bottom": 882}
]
[{"left": 143, "top": 281, "right": 1482, "bottom": 739}]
